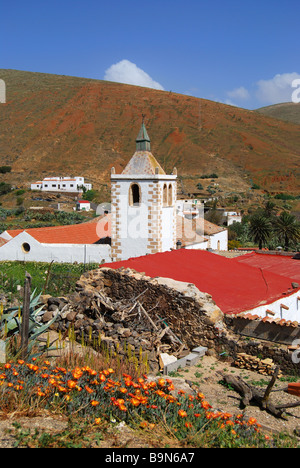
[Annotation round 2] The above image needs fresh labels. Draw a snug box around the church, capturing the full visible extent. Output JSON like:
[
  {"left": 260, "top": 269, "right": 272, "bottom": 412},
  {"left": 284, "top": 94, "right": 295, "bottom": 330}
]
[{"left": 0, "top": 122, "right": 227, "bottom": 263}]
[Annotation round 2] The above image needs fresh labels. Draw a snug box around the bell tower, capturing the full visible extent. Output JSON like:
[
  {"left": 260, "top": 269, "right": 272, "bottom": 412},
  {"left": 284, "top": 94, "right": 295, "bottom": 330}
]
[{"left": 110, "top": 121, "right": 177, "bottom": 261}]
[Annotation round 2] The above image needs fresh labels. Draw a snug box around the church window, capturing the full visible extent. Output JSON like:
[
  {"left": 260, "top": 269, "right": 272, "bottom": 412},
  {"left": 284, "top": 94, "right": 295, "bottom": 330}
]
[
  {"left": 163, "top": 184, "right": 168, "bottom": 206},
  {"left": 129, "top": 183, "right": 141, "bottom": 206},
  {"left": 168, "top": 184, "right": 173, "bottom": 206}
]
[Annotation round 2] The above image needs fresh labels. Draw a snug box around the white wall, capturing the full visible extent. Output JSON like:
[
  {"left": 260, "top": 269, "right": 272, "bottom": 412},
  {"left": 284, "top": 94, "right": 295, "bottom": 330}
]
[
  {"left": 209, "top": 230, "right": 228, "bottom": 251},
  {"left": 0, "top": 232, "right": 111, "bottom": 264},
  {"left": 245, "top": 290, "right": 300, "bottom": 323}
]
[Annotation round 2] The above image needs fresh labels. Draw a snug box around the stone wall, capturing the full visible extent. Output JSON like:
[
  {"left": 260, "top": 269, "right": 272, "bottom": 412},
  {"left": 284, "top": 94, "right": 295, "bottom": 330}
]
[{"left": 42, "top": 266, "right": 300, "bottom": 376}]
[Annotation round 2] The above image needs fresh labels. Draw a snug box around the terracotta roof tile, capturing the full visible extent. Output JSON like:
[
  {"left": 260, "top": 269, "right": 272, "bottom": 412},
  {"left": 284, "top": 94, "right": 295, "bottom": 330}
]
[{"left": 6, "top": 214, "right": 111, "bottom": 245}]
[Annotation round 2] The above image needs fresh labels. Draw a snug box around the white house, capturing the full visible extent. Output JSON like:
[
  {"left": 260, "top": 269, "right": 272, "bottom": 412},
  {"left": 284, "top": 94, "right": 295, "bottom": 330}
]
[
  {"left": 31, "top": 176, "right": 92, "bottom": 193},
  {"left": 76, "top": 200, "right": 91, "bottom": 211},
  {"left": 224, "top": 211, "right": 242, "bottom": 226}
]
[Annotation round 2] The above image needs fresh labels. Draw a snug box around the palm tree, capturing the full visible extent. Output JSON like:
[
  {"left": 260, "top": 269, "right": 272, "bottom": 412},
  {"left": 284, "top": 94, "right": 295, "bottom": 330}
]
[
  {"left": 274, "top": 211, "right": 300, "bottom": 251},
  {"left": 264, "top": 201, "right": 277, "bottom": 219},
  {"left": 249, "top": 214, "right": 272, "bottom": 249}
]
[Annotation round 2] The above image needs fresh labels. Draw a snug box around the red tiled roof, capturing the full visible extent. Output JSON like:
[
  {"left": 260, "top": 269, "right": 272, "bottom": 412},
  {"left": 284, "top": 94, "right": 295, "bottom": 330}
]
[
  {"left": 6, "top": 215, "right": 111, "bottom": 245},
  {"left": 101, "top": 249, "right": 299, "bottom": 315}
]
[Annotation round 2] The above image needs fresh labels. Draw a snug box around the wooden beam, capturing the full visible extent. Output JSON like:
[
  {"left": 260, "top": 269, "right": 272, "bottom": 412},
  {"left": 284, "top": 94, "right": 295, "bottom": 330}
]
[{"left": 21, "top": 272, "right": 31, "bottom": 359}]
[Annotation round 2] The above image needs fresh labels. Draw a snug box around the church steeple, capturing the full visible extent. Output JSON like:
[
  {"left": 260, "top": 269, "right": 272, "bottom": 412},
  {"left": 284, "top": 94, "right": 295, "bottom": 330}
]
[{"left": 136, "top": 117, "right": 151, "bottom": 151}]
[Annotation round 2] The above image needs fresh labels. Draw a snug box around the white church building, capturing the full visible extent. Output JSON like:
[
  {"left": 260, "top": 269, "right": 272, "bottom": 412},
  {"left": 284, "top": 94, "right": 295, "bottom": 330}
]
[{"left": 0, "top": 122, "right": 227, "bottom": 263}]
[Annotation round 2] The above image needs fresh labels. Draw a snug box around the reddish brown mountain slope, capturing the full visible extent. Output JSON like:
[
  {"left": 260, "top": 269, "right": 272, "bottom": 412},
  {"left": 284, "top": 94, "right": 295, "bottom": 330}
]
[{"left": 0, "top": 69, "right": 299, "bottom": 194}]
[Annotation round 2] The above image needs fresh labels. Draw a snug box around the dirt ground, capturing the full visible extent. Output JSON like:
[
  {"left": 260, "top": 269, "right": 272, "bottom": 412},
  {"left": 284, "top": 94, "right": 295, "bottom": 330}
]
[
  {"left": 181, "top": 355, "right": 300, "bottom": 435},
  {"left": 1, "top": 354, "right": 300, "bottom": 448}
]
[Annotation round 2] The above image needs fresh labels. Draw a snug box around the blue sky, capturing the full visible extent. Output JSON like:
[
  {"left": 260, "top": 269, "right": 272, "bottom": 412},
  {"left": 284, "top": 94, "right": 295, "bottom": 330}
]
[{"left": 1, "top": 0, "right": 299, "bottom": 109}]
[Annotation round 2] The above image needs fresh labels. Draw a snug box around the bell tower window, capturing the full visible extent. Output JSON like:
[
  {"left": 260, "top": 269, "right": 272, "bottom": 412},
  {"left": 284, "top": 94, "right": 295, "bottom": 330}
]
[
  {"left": 129, "top": 183, "right": 141, "bottom": 206},
  {"left": 168, "top": 184, "right": 173, "bottom": 206}
]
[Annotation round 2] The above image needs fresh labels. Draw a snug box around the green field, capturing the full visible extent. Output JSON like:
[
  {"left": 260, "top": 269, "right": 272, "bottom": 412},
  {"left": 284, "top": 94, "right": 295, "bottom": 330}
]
[{"left": 0, "top": 261, "right": 99, "bottom": 298}]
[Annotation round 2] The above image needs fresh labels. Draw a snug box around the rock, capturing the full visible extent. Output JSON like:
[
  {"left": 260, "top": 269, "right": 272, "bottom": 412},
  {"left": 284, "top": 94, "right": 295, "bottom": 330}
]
[
  {"left": 42, "top": 311, "right": 54, "bottom": 323},
  {"left": 66, "top": 311, "right": 78, "bottom": 322}
]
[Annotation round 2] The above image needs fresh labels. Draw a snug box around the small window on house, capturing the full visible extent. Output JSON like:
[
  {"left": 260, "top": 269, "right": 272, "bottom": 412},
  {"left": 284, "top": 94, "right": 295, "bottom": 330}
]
[
  {"left": 129, "top": 183, "right": 141, "bottom": 206},
  {"left": 70, "top": 184, "right": 74, "bottom": 187},
  {"left": 44, "top": 184, "right": 48, "bottom": 187},
  {"left": 22, "top": 242, "right": 31, "bottom": 253},
  {"left": 163, "top": 184, "right": 168, "bottom": 206},
  {"left": 52, "top": 184, "right": 56, "bottom": 187},
  {"left": 168, "top": 183, "right": 173, "bottom": 206}
]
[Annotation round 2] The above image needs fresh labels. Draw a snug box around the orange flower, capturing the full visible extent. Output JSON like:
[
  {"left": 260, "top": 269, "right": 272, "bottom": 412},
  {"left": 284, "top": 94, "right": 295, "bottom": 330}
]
[
  {"left": 247, "top": 417, "right": 257, "bottom": 426},
  {"left": 91, "top": 400, "right": 100, "bottom": 406},
  {"left": 197, "top": 392, "right": 205, "bottom": 399},
  {"left": 58, "top": 386, "right": 67, "bottom": 393},
  {"left": 72, "top": 367, "right": 83, "bottom": 379},
  {"left": 120, "top": 387, "right": 127, "bottom": 394},
  {"left": 140, "top": 421, "right": 148, "bottom": 429},
  {"left": 84, "top": 385, "right": 94, "bottom": 394},
  {"left": 226, "top": 420, "right": 234, "bottom": 426},
  {"left": 148, "top": 381, "right": 157, "bottom": 388},
  {"left": 185, "top": 422, "right": 192, "bottom": 429},
  {"left": 201, "top": 400, "right": 212, "bottom": 410},
  {"left": 178, "top": 410, "right": 187, "bottom": 418},
  {"left": 130, "top": 398, "right": 141, "bottom": 407},
  {"left": 119, "top": 404, "right": 127, "bottom": 412},
  {"left": 158, "top": 378, "right": 165, "bottom": 387},
  {"left": 67, "top": 380, "right": 77, "bottom": 389},
  {"left": 95, "top": 418, "right": 101, "bottom": 425}
]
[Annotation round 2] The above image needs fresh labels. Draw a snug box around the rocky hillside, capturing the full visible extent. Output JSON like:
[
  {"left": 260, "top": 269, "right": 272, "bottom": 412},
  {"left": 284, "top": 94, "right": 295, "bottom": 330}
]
[{"left": 0, "top": 69, "right": 300, "bottom": 195}]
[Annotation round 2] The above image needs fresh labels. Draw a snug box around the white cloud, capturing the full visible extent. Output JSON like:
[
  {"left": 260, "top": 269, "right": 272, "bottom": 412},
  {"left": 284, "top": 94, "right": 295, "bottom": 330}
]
[
  {"left": 104, "top": 59, "right": 164, "bottom": 90},
  {"left": 227, "top": 86, "right": 250, "bottom": 101},
  {"left": 255, "top": 72, "right": 300, "bottom": 105}
]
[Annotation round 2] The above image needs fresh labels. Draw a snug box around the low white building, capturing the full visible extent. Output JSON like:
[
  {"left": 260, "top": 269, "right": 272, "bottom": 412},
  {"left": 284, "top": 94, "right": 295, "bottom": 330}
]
[
  {"left": 31, "top": 176, "right": 92, "bottom": 193},
  {"left": 0, "top": 215, "right": 111, "bottom": 264},
  {"left": 76, "top": 200, "right": 91, "bottom": 211}
]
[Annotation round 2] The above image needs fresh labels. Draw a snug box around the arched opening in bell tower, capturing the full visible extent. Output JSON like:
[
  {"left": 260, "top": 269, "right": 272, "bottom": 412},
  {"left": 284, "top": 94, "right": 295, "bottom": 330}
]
[{"left": 129, "top": 183, "right": 141, "bottom": 206}]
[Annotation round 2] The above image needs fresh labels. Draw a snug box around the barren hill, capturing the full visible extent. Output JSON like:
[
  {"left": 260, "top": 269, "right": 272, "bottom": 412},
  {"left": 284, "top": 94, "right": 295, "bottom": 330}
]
[
  {"left": 256, "top": 102, "right": 300, "bottom": 125},
  {"left": 0, "top": 69, "right": 299, "bottom": 195}
]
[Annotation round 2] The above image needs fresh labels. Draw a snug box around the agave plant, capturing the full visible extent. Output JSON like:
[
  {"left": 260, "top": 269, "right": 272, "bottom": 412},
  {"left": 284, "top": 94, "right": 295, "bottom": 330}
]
[{"left": 0, "top": 289, "right": 58, "bottom": 358}]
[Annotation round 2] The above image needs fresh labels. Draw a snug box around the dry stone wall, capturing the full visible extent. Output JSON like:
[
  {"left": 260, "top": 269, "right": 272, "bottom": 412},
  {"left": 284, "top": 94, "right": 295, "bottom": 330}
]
[{"left": 40, "top": 267, "right": 300, "bottom": 376}]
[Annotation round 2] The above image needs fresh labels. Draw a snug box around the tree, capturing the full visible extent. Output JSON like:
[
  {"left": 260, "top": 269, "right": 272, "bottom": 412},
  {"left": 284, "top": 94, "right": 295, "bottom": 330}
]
[
  {"left": 273, "top": 211, "right": 300, "bottom": 251},
  {"left": 263, "top": 201, "right": 277, "bottom": 219},
  {"left": 249, "top": 214, "right": 272, "bottom": 249}
]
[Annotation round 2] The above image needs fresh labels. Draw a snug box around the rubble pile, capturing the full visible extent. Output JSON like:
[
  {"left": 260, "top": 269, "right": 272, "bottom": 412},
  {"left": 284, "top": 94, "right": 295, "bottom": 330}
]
[{"left": 40, "top": 267, "right": 225, "bottom": 372}]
